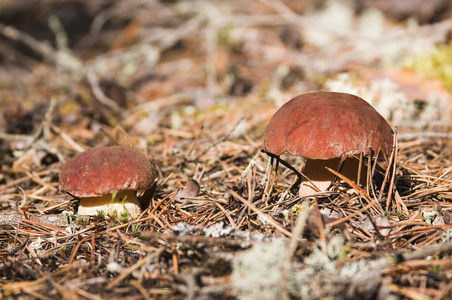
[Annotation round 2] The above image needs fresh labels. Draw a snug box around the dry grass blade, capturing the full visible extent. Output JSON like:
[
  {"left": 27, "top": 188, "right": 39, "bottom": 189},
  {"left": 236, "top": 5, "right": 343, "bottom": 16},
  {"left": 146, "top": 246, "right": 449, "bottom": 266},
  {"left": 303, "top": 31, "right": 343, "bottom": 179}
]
[
  {"left": 228, "top": 189, "right": 292, "bottom": 237},
  {"left": 68, "top": 233, "right": 100, "bottom": 265},
  {"left": 326, "top": 167, "right": 383, "bottom": 214},
  {"left": 106, "top": 247, "right": 166, "bottom": 290}
]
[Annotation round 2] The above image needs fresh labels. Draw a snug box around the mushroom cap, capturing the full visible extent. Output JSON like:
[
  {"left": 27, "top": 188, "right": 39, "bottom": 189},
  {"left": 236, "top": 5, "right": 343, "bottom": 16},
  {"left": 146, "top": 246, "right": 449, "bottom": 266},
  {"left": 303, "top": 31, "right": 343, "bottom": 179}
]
[
  {"left": 263, "top": 91, "right": 393, "bottom": 159},
  {"left": 59, "top": 146, "right": 155, "bottom": 198}
]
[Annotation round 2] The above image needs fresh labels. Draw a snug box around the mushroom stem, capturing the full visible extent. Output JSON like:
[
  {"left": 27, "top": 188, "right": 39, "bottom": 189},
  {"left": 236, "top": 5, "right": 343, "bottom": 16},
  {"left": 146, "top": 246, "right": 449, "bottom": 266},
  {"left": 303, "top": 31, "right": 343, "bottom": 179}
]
[
  {"left": 78, "top": 190, "right": 141, "bottom": 218},
  {"left": 299, "top": 157, "right": 367, "bottom": 197}
]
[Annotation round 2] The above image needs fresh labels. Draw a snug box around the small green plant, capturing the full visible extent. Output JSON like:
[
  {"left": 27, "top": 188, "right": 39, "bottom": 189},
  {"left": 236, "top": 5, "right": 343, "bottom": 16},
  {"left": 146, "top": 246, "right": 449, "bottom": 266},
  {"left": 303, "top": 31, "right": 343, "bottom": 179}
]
[
  {"left": 110, "top": 191, "right": 128, "bottom": 205},
  {"left": 131, "top": 225, "right": 141, "bottom": 237},
  {"left": 107, "top": 209, "right": 131, "bottom": 224},
  {"left": 96, "top": 210, "right": 106, "bottom": 221},
  {"left": 110, "top": 191, "right": 117, "bottom": 204},
  {"left": 433, "top": 265, "right": 442, "bottom": 274},
  {"left": 108, "top": 210, "right": 119, "bottom": 223},
  {"left": 77, "top": 216, "right": 89, "bottom": 225},
  {"left": 118, "top": 211, "right": 131, "bottom": 223}
]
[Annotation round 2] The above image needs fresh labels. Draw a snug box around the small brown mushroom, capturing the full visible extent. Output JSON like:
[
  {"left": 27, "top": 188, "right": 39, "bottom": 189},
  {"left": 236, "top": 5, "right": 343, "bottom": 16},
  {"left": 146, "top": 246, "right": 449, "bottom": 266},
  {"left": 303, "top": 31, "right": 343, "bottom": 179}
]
[
  {"left": 59, "top": 146, "right": 155, "bottom": 218},
  {"left": 173, "top": 179, "right": 200, "bottom": 203},
  {"left": 263, "top": 91, "right": 393, "bottom": 196}
]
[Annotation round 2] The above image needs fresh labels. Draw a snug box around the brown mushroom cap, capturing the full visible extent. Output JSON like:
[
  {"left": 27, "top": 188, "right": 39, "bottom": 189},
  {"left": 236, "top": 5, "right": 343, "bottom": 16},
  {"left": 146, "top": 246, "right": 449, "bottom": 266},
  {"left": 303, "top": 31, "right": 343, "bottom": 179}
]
[
  {"left": 59, "top": 146, "right": 155, "bottom": 198},
  {"left": 263, "top": 91, "right": 393, "bottom": 159}
]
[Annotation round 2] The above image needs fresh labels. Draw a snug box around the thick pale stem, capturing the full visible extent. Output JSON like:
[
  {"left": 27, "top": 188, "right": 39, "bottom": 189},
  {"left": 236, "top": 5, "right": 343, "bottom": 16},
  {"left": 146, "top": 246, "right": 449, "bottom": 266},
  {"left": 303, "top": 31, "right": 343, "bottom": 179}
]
[
  {"left": 299, "top": 157, "right": 367, "bottom": 197},
  {"left": 78, "top": 190, "right": 141, "bottom": 218}
]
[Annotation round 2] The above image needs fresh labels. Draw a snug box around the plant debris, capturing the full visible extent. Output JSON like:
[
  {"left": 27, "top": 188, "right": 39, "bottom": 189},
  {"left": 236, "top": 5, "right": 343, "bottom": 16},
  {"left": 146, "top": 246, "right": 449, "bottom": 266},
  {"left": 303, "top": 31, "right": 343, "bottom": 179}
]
[{"left": 1, "top": 1, "right": 452, "bottom": 299}]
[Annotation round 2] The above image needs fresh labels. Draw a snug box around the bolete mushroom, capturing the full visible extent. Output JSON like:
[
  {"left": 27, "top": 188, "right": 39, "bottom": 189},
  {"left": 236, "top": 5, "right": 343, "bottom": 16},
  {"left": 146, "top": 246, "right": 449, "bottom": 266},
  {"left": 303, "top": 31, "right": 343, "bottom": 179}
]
[
  {"left": 59, "top": 146, "right": 155, "bottom": 218},
  {"left": 262, "top": 91, "right": 393, "bottom": 196}
]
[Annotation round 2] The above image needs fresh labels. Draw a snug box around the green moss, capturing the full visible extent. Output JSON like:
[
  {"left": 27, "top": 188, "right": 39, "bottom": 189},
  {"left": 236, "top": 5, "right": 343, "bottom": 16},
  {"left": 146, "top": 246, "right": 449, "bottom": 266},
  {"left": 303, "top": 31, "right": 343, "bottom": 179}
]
[{"left": 407, "top": 43, "right": 452, "bottom": 91}]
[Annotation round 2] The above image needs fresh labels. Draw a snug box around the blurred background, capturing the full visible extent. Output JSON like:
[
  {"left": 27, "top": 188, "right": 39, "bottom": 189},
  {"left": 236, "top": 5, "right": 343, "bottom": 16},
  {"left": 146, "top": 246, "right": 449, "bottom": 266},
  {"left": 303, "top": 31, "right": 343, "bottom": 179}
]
[{"left": 1, "top": 0, "right": 452, "bottom": 174}]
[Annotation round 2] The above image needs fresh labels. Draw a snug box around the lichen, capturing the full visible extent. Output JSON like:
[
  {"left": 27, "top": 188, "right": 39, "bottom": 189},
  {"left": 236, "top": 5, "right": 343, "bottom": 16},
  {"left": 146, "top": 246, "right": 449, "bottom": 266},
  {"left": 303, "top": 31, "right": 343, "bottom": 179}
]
[
  {"left": 232, "top": 239, "right": 288, "bottom": 300},
  {"left": 324, "top": 73, "right": 449, "bottom": 129},
  {"left": 442, "top": 228, "right": 452, "bottom": 242},
  {"left": 203, "top": 222, "right": 234, "bottom": 238}
]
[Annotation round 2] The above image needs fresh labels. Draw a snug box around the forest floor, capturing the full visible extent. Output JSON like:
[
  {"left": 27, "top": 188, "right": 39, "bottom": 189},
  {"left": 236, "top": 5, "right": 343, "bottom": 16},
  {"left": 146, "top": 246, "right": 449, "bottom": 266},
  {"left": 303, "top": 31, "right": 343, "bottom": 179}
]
[{"left": 1, "top": 1, "right": 452, "bottom": 299}]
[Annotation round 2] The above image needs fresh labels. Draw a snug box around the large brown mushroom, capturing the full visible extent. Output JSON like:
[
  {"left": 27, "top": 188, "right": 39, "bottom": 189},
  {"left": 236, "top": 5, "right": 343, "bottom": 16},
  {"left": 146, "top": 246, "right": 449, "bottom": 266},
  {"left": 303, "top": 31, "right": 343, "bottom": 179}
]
[
  {"left": 59, "top": 146, "right": 155, "bottom": 218},
  {"left": 263, "top": 91, "right": 393, "bottom": 196}
]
